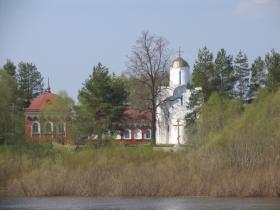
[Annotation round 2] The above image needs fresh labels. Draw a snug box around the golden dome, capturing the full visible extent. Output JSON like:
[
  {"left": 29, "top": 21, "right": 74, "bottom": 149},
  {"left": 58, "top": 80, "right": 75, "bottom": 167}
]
[{"left": 171, "top": 57, "right": 189, "bottom": 68}]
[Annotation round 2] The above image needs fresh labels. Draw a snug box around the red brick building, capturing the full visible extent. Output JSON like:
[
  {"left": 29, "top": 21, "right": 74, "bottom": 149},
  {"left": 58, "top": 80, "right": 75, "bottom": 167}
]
[
  {"left": 25, "top": 89, "right": 72, "bottom": 144},
  {"left": 113, "top": 108, "right": 152, "bottom": 145}
]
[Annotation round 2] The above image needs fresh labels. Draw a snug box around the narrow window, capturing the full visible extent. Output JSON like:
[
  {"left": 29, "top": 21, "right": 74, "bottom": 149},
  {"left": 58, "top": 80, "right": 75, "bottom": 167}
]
[
  {"left": 58, "top": 122, "right": 65, "bottom": 133},
  {"left": 115, "top": 130, "right": 122, "bottom": 140},
  {"left": 124, "top": 129, "right": 131, "bottom": 140},
  {"left": 134, "top": 129, "right": 142, "bottom": 140},
  {"left": 179, "top": 70, "right": 181, "bottom": 85},
  {"left": 32, "top": 122, "right": 40, "bottom": 134},
  {"left": 45, "top": 122, "right": 53, "bottom": 134},
  {"left": 145, "top": 129, "right": 151, "bottom": 139}
]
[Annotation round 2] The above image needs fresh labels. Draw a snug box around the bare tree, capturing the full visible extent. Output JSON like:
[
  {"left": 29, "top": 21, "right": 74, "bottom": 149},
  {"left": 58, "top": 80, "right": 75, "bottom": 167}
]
[{"left": 127, "top": 31, "right": 171, "bottom": 143}]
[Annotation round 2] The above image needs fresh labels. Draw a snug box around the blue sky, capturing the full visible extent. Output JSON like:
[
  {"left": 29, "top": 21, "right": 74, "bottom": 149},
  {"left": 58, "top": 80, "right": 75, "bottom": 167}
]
[{"left": 0, "top": 0, "right": 279, "bottom": 100}]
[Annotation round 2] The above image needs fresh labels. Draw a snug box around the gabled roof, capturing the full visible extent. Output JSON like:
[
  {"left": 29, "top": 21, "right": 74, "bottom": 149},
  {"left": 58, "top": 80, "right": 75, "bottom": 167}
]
[
  {"left": 25, "top": 92, "right": 56, "bottom": 112},
  {"left": 121, "top": 108, "right": 152, "bottom": 121},
  {"left": 113, "top": 108, "right": 152, "bottom": 129}
]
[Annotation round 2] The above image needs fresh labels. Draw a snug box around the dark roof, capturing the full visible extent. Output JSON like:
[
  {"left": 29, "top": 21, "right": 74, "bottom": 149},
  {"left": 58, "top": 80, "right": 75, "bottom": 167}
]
[{"left": 113, "top": 108, "right": 152, "bottom": 129}]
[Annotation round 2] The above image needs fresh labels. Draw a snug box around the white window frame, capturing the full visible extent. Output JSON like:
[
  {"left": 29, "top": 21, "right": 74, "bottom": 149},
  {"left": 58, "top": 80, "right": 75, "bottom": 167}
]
[
  {"left": 145, "top": 129, "right": 152, "bottom": 139},
  {"left": 115, "top": 130, "right": 122, "bottom": 140},
  {"left": 32, "top": 121, "right": 40, "bottom": 134},
  {"left": 124, "top": 129, "right": 131, "bottom": 140},
  {"left": 134, "top": 128, "right": 142, "bottom": 140}
]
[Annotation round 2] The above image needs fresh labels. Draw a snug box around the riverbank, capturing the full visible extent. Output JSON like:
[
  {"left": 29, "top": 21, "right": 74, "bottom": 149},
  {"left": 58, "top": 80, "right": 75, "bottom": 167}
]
[{"left": 0, "top": 143, "right": 279, "bottom": 197}]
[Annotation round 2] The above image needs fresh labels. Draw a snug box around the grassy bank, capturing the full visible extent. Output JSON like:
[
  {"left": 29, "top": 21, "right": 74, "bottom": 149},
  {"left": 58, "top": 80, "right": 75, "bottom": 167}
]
[
  {"left": 0, "top": 142, "right": 279, "bottom": 197},
  {"left": 0, "top": 90, "right": 280, "bottom": 197}
]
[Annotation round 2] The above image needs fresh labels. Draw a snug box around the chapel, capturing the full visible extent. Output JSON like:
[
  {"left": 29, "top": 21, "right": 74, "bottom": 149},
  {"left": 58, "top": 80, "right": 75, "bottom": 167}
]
[
  {"left": 24, "top": 84, "right": 73, "bottom": 144},
  {"left": 156, "top": 49, "right": 196, "bottom": 145}
]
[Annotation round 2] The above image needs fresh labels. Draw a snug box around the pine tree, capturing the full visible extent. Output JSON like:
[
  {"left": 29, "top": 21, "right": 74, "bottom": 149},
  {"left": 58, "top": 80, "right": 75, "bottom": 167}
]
[
  {"left": 265, "top": 49, "right": 280, "bottom": 92},
  {"left": 192, "top": 47, "right": 215, "bottom": 101},
  {"left": 77, "top": 63, "right": 128, "bottom": 145},
  {"left": 249, "top": 56, "right": 266, "bottom": 98},
  {"left": 0, "top": 70, "right": 24, "bottom": 143},
  {"left": 214, "top": 49, "right": 235, "bottom": 96},
  {"left": 233, "top": 51, "right": 250, "bottom": 100},
  {"left": 3, "top": 59, "right": 16, "bottom": 78},
  {"left": 17, "top": 62, "right": 44, "bottom": 108}
]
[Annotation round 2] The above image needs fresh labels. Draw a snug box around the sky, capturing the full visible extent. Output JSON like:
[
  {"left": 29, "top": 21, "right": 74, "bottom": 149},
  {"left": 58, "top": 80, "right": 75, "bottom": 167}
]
[{"left": 0, "top": 0, "right": 279, "bottom": 101}]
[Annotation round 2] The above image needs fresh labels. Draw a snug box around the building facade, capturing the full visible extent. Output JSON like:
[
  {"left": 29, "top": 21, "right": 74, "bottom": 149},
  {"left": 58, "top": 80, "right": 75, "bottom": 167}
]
[
  {"left": 113, "top": 109, "right": 152, "bottom": 145},
  {"left": 156, "top": 53, "right": 195, "bottom": 145},
  {"left": 25, "top": 89, "right": 72, "bottom": 144}
]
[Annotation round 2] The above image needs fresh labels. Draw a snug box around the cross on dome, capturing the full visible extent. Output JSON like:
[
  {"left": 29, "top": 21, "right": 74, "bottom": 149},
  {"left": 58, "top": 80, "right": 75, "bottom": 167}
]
[{"left": 176, "top": 47, "right": 184, "bottom": 58}]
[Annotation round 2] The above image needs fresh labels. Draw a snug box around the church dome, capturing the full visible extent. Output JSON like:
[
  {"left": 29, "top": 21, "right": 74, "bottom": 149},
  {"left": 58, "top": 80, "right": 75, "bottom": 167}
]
[{"left": 171, "top": 57, "right": 189, "bottom": 68}]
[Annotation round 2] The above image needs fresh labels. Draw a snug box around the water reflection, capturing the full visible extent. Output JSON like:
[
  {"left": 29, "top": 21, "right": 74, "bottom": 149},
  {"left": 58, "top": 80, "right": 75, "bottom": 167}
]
[{"left": 0, "top": 197, "right": 280, "bottom": 210}]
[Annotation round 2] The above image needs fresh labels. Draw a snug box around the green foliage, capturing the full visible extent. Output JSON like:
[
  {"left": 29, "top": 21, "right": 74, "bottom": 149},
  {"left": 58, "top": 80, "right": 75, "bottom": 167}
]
[
  {"left": 213, "top": 89, "right": 280, "bottom": 146},
  {"left": 17, "top": 62, "right": 44, "bottom": 108},
  {"left": 214, "top": 48, "right": 235, "bottom": 96},
  {"left": 40, "top": 91, "right": 74, "bottom": 119},
  {"left": 192, "top": 47, "right": 215, "bottom": 101},
  {"left": 249, "top": 56, "right": 266, "bottom": 98},
  {"left": 188, "top": 92, "right": 243, "bottom": 147},
  {"left": 76, "top": 63, "right": 128, "bottom": 145},
  {"left": 265, "top": 49, "right": 280, "bottom": 92},
  {"left": 0, "top": 70, "right": 24, "bottom": 144},
  {"left": 3, "top": 59, "right": 16, "bottom": 78},
  {"left": 233, "top": 50, "right": 250, "bottom": 100}
]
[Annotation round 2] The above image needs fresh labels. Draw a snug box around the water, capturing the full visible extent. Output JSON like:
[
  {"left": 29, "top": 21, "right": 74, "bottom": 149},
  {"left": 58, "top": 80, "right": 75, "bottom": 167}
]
[{"left": 0, "top": 197, "right": 280, "bottom": 210}]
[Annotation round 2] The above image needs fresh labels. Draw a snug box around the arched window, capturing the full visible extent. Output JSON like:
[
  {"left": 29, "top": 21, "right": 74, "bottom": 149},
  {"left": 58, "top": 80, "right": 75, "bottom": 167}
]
[
  {"left": 32, "top": 121, "right": 40, "bottom": 134},
  {"left": 115, "top": 130, "right": 122, "bottom": 140},
  {"left": 124, "top": 129, "right": 131, "bottom": 140},
  {"left": 145, "top": 129, "right": 151, "bottom": 139},
  {"left": 134, "top": 129, "right": 142, "bottom": 140},
  {"left": 45, "top": 121, "right": 53, "bottom": 134},
  {"left": 58, "top": 122, "right": 65, "bottom": 134}
]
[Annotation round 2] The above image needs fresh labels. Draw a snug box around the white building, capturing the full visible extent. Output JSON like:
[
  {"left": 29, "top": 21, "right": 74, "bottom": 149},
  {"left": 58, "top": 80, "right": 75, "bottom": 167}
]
[{"left": 156, "top": 54, "right": 194, "bottom": 145}]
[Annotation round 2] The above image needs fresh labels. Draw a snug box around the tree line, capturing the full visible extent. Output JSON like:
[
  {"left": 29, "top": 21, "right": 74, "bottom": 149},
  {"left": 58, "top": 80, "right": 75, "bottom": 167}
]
[{"left": 192, "top": 47, "right": 280, "bottom": 102}]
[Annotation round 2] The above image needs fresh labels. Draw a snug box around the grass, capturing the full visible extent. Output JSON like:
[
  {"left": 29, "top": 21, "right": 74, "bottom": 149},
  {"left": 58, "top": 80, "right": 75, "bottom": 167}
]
[{"left": 0, "top": 142, "right": 279, "bottom": 197}]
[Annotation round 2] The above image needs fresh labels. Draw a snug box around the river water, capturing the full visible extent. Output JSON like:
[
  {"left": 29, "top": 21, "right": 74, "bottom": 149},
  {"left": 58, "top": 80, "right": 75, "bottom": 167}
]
[{"left": 0, "top": 197, "right": 280, "bottom": 210}]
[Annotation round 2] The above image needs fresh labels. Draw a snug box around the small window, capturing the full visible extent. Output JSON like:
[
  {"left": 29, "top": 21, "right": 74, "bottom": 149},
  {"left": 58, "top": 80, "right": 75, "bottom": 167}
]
[
  {"left": 58, "top": 122, "right": 65, "bottom": 133},
  {"left": 145, "top": 129, "right": 151, "bottom": 139},
  {"left": 45, "top": 122, "right": 53, "bottom": 134},
  {"left": 124, "top": 129, "right": 131, "bottom": 140},
  {"left": 32, "top": 122, "right": 40, "bottom": 134},
  {"left": 134, "top": 129, "right": 142, "bottom": 140},
  {"left": 115, "top": 130, "right": 122, "bottom": 140},
  {"left": 179, "top": 70, "right": 181, "bottom": 85}
]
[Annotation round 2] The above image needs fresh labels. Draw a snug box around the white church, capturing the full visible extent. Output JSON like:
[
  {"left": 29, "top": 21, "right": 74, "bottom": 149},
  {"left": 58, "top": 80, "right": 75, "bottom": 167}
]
[{"left": 156, "top": 51, "right": 197, "bottom": 145}]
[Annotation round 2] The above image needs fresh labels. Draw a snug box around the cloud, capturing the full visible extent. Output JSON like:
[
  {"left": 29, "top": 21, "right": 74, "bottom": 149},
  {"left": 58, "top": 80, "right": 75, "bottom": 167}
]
[{"left": 237, "top": 0, "right": 280, "bottom": 16}]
